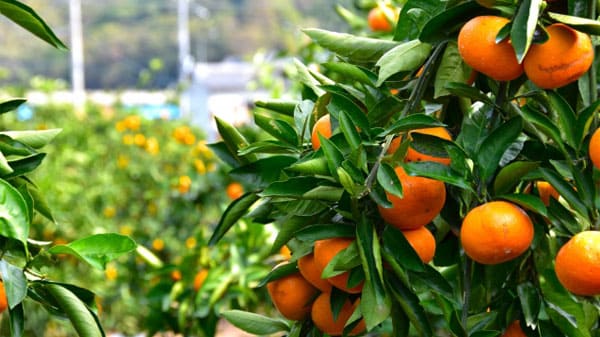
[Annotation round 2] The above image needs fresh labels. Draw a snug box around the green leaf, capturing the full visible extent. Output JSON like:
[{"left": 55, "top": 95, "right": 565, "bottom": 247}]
[
  {"left": 382, "top": 113, "right": 445, "bottom": 136},
  {"left": 338, "top": 110, "right": 361, "bottom": 150},
  {"left": 497, "top": 193, "right": 547, "bottom": 217},
  {"left": 444, "top": 82, "right": 494, "bottom": 105},
  {"left": 322, "top": 62, "right": 377, "bottom": 86},
  {"left": 0, "top": 178, "right": 29, "bottom": 251},
  {"left": 434, "top": 42, "right": 473, "bottom": 98},
  {"left": 0, "top": 261, "right": 27, "bottom": 309},
  {"left": 5, "top": 153, "right": 46, "bottom": 178},
  {"left": 44, "top": 283, "right": 103, "bottom": 337},
  {"left": 214, "top": 117, "right": 257, "bottom": 165},
  {"left": 419, "top": 1, "right": 482, "bottom": 44},
  {"left": 511, "top": 0, "right": 542, "bottom": 62},
  {"left": 230, "top": 156, "right": 297, "bottom": 189},
  {"left": 356, "top": 218, "right": 390, "bottom": 330},
  {"left": 221, "top": 310, "right": 290, "bottom": 335},
  {"left": 517, "top": 282, "right": 541, "bottom": 328},
  {"left": 574, "top": 100, "right": 600, "bottom": 152},
  {"left": 377, "top": 163, "right": 402, "bottom": 198},
  {"left": 322, "top": 241, "right": 361, "bottom": 278},
  {"left": 209, "top": 192, "right": 260, "bottom": 245},
  {"left": 0, "top": 152, "right": 13, "bottom": 176},
  {"left": 0, "top": 0, "right": 67, "bottom": 49},
  {"left": 386, "top": 273, "right": 433, "bottom": 337},
  {"left": 254, "top": 99, "right": 297, "bottom": 117},
  {"left": 303, "top": 28, "right": 398, "bottom": 63},
  {"left": 537, "top": 167, "right": 589, "bottom": 220},
  {"left": 319, "top": 135, "right": 345, "bottom": 180},
  {"left": 48, "top": 233, "right": 136, "bottom": 270},
  {"left": 548, "top": 12, "right": 600, "bottom": 35},
  {"left": 328, "top": 93, "right": 370, "bottom": 133},
  {"left": 476, "top": 116, "right": 523, "bottom": 182},
  {"left": 382, "top": 225, "right": 425, "bottom": 272},
  {"left": 8, "top": 302, "right": 24, "bottom": 337},
  {"left": 376, "top": 40, "right": 432, "bottom": 86},
  {"left": 520, "top": 105, "right": 566, "bottom": 154},
  {"left": 0, "top": 99, "right": 26, "bottom": 114},
  {"left": 135, "top": 245, "right": 163, "bottom": 269},
  {"left": 257, "top": 261, "right": 298, "bottom": 287},
  {"left": 0, "top": 129, "right": 61, "bottom": 149},
  {"left": 254, "top": 113, "right": 298, "bottom": 146},
  {"left": 404, "top": 161, "right": 473, "bottom": 190},
  {"left": 493, "top": 161, "right": 540, "bottom": 195},
  {"left": 395, "top": 0, "right": 444, "bottom": 41},
  {"left": 368, "top": 96, "right": 406, "bottom": 127},
  {"left": 286, "top": 156, "right": 330, "bottom": 176},
  {"left": 19, "top": 179, "right": 55, "bottom": 223},
  {"left": 261, "top": 176, "right": 324, "bottom": 198},
  {"left": 294, "top": 224, "right": 355, "bottom": 243},
  {"left": 547, "top": 91, "right": 577, "bottom": 149}
]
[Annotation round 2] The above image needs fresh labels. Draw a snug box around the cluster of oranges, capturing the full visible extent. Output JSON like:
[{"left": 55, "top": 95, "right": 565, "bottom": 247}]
[
  {"left": 267, "top": 240, "right": 366, "bottom": 336},
  {"left": 458, "top": 15, "right": 594, "bottom": 89},
  {"left": 116, "top": 115, "right": 160, "bottom": 155}
]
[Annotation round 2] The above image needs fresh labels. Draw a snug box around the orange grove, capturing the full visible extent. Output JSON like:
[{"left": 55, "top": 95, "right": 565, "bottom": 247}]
[
  {"left": 311, "top": 114, "right": 332, "bottom": 150},
  {"left": 314, "top": 238, "right": 364, "bottom": 294},
  {"left": 311, "top": 292, "right": 366, "bottom": 336},
  {"left": 402, "top": 226, "right": 436, "bottom": 264},
  {"left": 267, "top": 266, "right": 318, "bottom": 321},
  {"left": 555, "top": 230, "right": 600, "bottom": 296},
  {"left": 458, "top": 16, "right": 523, "bottom": 81},
  {"left": 523, "top": 23, "right": 593, "bottom": 89},
  {"left": 387, "top": 127, "right": 452, "bottom": 165},
  {"left": 460, "top": 201, "right": 534, "bottom": 265},
  {"left": 377, "top": 166, "right": 446, "bottom": 230},
  {"left": 298, "top": 253, "right": 332, "bottom": 292}
]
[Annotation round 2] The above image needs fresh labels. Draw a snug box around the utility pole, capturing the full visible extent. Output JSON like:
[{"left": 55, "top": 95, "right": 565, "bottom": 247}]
[
  {"left": 69, "top": 0, "right": 85, "bottom": 118},
  {"left": 178, "top": 0, "right": 192, "bottom": 83}
]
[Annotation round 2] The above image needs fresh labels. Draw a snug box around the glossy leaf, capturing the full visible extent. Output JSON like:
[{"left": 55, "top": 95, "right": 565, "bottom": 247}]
[
  {"left": 382, "top": 226, "right": 424, "bottom": 272},
  {"left": 254, "top": 113, "right": 298, "bottom": 146},
  {"left": 5, "top": 153, "right": 46, "bottom": 178},
  {"left": 0, "top": 0, "right": 67, "bottom": 49},
  {"left": 376, "top": 40, "right": 432, "bottom": 86},
  {"left": 537, "top": 167, "right": 589, "bottom": 220},
  {"left": 548, "top": 12, "right": 600, "bottom": 35},
  {"left": 322, "top": 62, "right": 377, "bottom": 86},
  {"left": 510, "top": 0, "right": 542, "bottom": 62},
  {"left": 395, "top": 0, "right": 444, "bottom": 41},
  {"left": 0, "top": 178, "right": 29, "bottom": 250},
  {"left": 547, "top": 91, "right": 577, "bottom": 149},
  {"left": 303, "top": 28, "right": 398, "bottom": 63},
  {"left": 261, "top": 176, "right": 324, "bottom": 198},
  {"left": 208, "top": 192, "right": 260, "bottom": 245},
  {"left": 221, "top": 310, "right": 290, "bottom": 335},
  {"left": 377, "top": 163, "right": 402, "bottom": 198},
  {"left": 517, "top": 282, "right": 541, "bottom": 328},
  {"left": 434, "top": 41, "right": 472, "bottom": 98},
  {"left": 294, "top": 224, "right": 355, "bottom": 242},
  {"left": 0, "top": 129, "right": 61, "bottom": 149},
  {"left": 230, "top": 156, "right": 297, "bottom": 189},
  {"left": 338, "top": 110, "right": 361, "bottom": 150},
  {"left": 48, "top": 233, "right": 137, "bottom": 270},
  {"left": 254, "top": 99, "right": 297, "bottom": 117},
  {"left": 476, "top": 116, "right": 523, "bottom": 182},
  {"left": 215, "top": 116, "right": 257, "bottom": 165},
  {"left": 404, "top": 161, "right": 473, "bottom": 190},
  {"left": 444, "top": 82, "right": 494, "bottom": 105},
  {"left": 386, "top": 273, "right": 433, "bottom": 337},
  {"left": 318, "top": 135, "right": 345, "bottom": 180},
  {"left": 520, "top": 105, "right": 566, "bottom": 154},
  {"left": 8, "top": 302, "right": 24, "bottom": 337},
  {"left": 44, "top": 283, "right": 104, "bottom": 337},
  {"left": 419, "top": 1, "right": 482, "bottom": 44},
  {"left": 0, "top": 260, "right": 27, "bottom": 309},
  {"left": 493, "top": 161, "right": 540, "bottom": 195},
  {"left": 0, "top": 98, "right": 26, "bottom": 114},
  {"left": 382, "top": 113, "right": 445, "bottom": 136}
]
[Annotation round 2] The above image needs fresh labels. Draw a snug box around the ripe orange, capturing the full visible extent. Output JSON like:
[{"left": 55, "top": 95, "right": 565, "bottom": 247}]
[
  {"left": 170, "top": 270, "right": 182, "bottom": 282},
  {"left": 267, "top": 266, "right": 318, "bottom": 321},
  {"left": 402, "top": 227, "right": 436, "bottom": 264},
  {"left": 279, "top": 245, "right": 292, "bottom": 260},
  {"left": 314, "top": 238, "right": 364, "bottom": 293},
  {"left": 0, "top": 281, "right": 7, "bottom": 313},
  {"left": 523, "top": 23, "right": 593, "bottom": 89},
  {"left": 501, "top": 320, "right": 526, "bottom": 337},
  {"left": 311, "top": 114, "right": 332, "bottom": 150},
  {"left": 193, "top": 269, "right": 209, "bottom": 292},
  {"left": 377, "top": 166, "right": 446, "bottom": 230},
  {"left": 311, "top": 292, "right": 366, "bottom": 336},
  {"left": 367, "top": 6, "right": 394, "bottom": 32},
  {"left": 555, "top": 231, "right": 600, "bottom": 296},
  {"left": 589, "top": 128, "right": 600, "bottom": 169},
  {"left": 226, "top": 182, "right": 244, "bottom": 200},
  {"left": 298, "top": 253, "right": 332, "bottom": 292},
  {"left": 460, "top": 201, "right": 534, "bottom": 265},
  {"left": 536, "top": 181, "right": 559, "bottom": 206},
  {"left": 458, "top": 16, "right": 523, "bottom": 81},
  {"left": 387, "top": 127, "right": 452, "bottom": 165}
]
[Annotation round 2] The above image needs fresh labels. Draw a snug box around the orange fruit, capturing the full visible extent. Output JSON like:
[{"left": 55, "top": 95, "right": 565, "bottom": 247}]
[
  {"left": 523, "top": 23, "right": 593, "bottom": 89},
  {"left": 402, "top": 227, "right": 436, "bottom": 263},
  {"left": 458, "top": 16, "right": 523, "bottom": 81},
  {"left": 387, "top": 127, "right": 452, "bottom": 165},
  {"left": 193, "top": 269, "right": 209, "bottom": 292},
  {"left": 460, "top": 201, "right": 534, "bottom": 265},
  {"left": 501, "top": 320, "right": 526, "bottom": 337},
  {"left": 226, "top": 182, "right": 244, "bottom": 200},
  {"left": 536, "top": 181, "right": 559, "bottom": 206},
  {"left": 311, "top": 292, "right": 366, "bottom": 336},
  {"left": 367, "top": 6, "right": 394, "bottom": 32},
  {"left": 170, "top": 270, "right": 182, "bottom": 282},
  {"left": 377, "top": 166, "right": 446, "bottom": 230},
  {"left": 314, "top": 238, "right": 364, "bottom": 293},
  {"left": 298, "top": 253, "right": 332, "bottom": 292},
  {"left": 279, "top": 245, "right": 292, "bottom": 260},
  {"left": 589, "top": 128, "right": 600, "bottom": 169},
  {"left": 0, "top": 281, "right": 7, "bottom": 313},
  {"left": 311, "top": 114, "right": 332, "bottom": 150},
  {"left": 555, "top": 230, "right": 600, "bottom": 296},
  {"left": 267, "top": 266, "right": 318, "bottom": 321}
]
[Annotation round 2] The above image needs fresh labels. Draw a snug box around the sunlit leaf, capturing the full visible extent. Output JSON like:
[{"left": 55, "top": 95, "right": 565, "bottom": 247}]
[{"left": 48, "top": 233, "right": 137, "bottom": 270}]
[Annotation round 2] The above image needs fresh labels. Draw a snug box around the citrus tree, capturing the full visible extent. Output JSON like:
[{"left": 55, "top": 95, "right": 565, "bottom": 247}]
[
  {"left": 210, "top": 0, "right": 600, "bottom": 336},
  {"left": 0, "top": 2, "right": 136, "bottom": 336}
]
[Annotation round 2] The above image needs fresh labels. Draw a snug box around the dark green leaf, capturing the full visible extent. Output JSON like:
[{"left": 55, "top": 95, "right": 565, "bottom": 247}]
[
  {"left": 338, "top": 110, "right": 361, "bottom": 150},
  {"left": 497, "top": 193, "right": 547, "bottom": 217},
  {"left": 254, "top": 113, "right": 298, "bottom": 146},
  {"left": 0, "top": 178, "right": 29, "bottom": 250},
  {"left": 0, "top": 99, "right": 26, "bottom": 114},
  {"left": 44, "top": 283, "right": 104, "bottom": 337},
  {"left": 5, "top": 153, "right": 46, "bottom": 178},
  {"left": 493, "top": 161, "right": 540, "bottom": 195},
  {"left": 382, "top": 113, "right": 445, "bottom": 136},
  {"left": 322, "top": 62, "right": 377, "bottom": 86},
  {"left": 538, "top": 167, "right": 589, "bottom": 221},
  {"left": 376, "top": 40, "right": 432, "bottom": 86},
  {"left": 328, "top": 93, "right": 370, "bottom": 133},
  {"left": 0, "top": 0, "right": 67, "bottom": 49},
  {"left": 286, "top": 156, "right": 330, "bottom": 176},
  {"left": 404, "top": 161, "right": 473, "bottom": 190},
  {"left": 386, "top": 273, "right": 433, "bottom": 337},
  {"left": 0, "top": 261, "right": 27, "bottom": 309},
  {"left": 519, "top": 105, "right": 566, "bottom": 153},
  {"left": 48, "top": 233, "right": 137, "bottom": 270},
  {"left": 368, "top": 96, "right": 406, "bottom": 127},
  {"left": 377, "top": 163, "right": 402, "bottom": 198},
  {"left": 294, "top": 224, "right": 355, "bottom": 242},
  {"left": 209, "top": 192, "right": 260, "bottom": 245},
  {"left": 318, "top": 135, "right": 345, "bottom": 180},
  {"left": 547, "top": 91, "right": 577, "bottom": 149},
  {"left": 511, "top": 0, "right": 542, "bottom": 62},
  {"left": 215, "top": 116, "right": 257, "bottom": 164},
  {"left": 434, "top": 41, "right": 473, "bottom": 98},
  {"left": 419, "top": 1, "right": 482, "bottom": 44},
  {"left": 395, "top": 0, "right": 444, "bottom": 41},
  {"left": 303, "top": 28, "right": 398, "bottom": 63},
  {"left": 517, "top": 282, "right": 541, "bottom": 328},
  {"left": 548, "top": 12, "right": 600, "bottom": 35},
  {"left": 254, "top": 99, "right": 297, "bottom": 117},
  {"left": 261, "top": 176, "right": 324, "bottom": 198},
  {"left": 230, "top": 156, "right": 297, "bottom": 189},
  {"left": 257, "top": 261, "right": 298, "bottom": 287},
  {"left": 8, "top": 302, "right": 24, "bottom": 337},
  {"left": 0, "top": 129, "right": 61, "bottom": 149},
  {"left": 476, "top": 116, "right": 523, "bottom": 182},
  {"left": 382, "top": 226, "right": 424, "bottom": 272},
  {"left": 575, "top": 100, "right": 600, "bottom": 151},
  {"left": 444, "top": 82, "right": 494, "bottom": 105}
]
